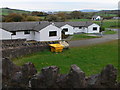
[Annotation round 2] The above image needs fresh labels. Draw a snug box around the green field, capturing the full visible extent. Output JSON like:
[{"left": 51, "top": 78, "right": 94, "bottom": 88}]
[
  {"left": 93, "top": 20, "right": 118, "bottom": 28},
  {"left": 13, "top": 40, "right": 118, "bottom": 76},
  {"left": 103, "top": 30, "right": 117, "bottom": 35},
  {"left": 68, "top": 19, "right": 90, "bottom": 22},
  {"left": 70, "top": 34, "right": 101, "bottom": 41}
]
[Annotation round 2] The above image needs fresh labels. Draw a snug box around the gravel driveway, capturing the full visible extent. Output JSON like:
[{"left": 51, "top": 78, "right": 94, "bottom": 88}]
[{"left": 68, "top": 34, "right": 118, "bottom": 47}]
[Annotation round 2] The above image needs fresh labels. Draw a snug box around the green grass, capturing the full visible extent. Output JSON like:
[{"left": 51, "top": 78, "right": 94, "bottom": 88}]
[
  {"left": 68, "top": 19, "right": 90, "bottom": 22},
  {"left": 93, "top": 20, "right": 118, "bottom": 28},
  {"left": 13, "top": 40, "right": 118, "bottom": 77},
  {"left": 70, "top": 34, "right": 101, "bottom": 41},
  {"left": 103, "top": 30, "right": 117, "bottom": 35}
]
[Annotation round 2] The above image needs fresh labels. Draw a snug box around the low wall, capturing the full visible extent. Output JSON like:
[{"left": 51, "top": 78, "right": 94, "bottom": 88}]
[
  {"left": 1, "top": 39, "right": 26, "bottom": 46},
  {"left": 1, "top": 39, "right": 59, "bottom": 59},
  {"left": 2, "top": 45, "right": 49, "bottom": 59},
  {"left": 2, "top": 58, "right": 119, "bottom": 89}
]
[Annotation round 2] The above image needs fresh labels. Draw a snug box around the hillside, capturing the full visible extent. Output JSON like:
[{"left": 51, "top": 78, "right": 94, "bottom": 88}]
[
  {"left": 95, "top": 10, "right": 118, "bottom": 17},
  {"left": 0, "top": 8, "right": 31, "bottom": 15},
  {"left": 80, "top": 9, "right": 99, "bottom": 12}
]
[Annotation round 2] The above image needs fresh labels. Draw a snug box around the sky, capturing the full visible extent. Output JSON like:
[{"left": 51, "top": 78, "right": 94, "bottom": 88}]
[{"left": 1, "top": 0, "right": 119, "bottom": 11}]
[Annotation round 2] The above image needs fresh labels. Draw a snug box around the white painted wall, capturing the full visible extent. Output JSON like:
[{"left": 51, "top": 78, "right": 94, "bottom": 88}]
[
  {"left": 12, "top": 31, "right": 35, "bottom": 40},
  {"left": 34, "top": 31, "right": 40, "bottom": 41},
  {"left": 74, "top": 27, "right": 85, "bottom": 33},
  {"left": 0, "top": 28, "right": 12, "bottom": 40},
  {"left": 87, "top": 24, "right": 100, "bottom": 33},
  {"left": 61, "top": 24, "right": 74, "bottom": 35},
  {"left": 73, "top": 24, "right": 100, "bottom": 34},
  {"left": 39, "top": 24, "right": 62, "bottom": 41}
]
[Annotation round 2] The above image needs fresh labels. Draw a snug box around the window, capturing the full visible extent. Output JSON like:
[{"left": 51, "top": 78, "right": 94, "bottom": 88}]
[
  {"left": 49, "top": 31, "right": 57, "bottom": 37},
  {"left": 24, "top": 31, "right": 30, "bottom": 34},
  {"left": 11, "top": 31, "right": 16, "bottom": 35},
  {"left": 62, "top": 28, "right": 68, "bottom": 32},
  {"left": 93, "top": 27, "right": 97, "bottom": 30},
  {"left": 79, "top": 27, "right": 82, "bottom": 29}
]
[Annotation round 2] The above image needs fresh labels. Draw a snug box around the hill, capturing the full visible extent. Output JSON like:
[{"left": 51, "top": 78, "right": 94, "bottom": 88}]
[
  {"left": 80, "top": 9, "right": 99, "bottom": 12},
  {"left": 94, "top": 10, "right": 118, "bottom": 17},
  {"left": 0, "top": 7, "right": 31, "bottom": 15}
]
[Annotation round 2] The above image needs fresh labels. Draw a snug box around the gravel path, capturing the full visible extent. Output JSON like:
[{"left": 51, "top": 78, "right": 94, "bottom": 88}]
[{"left": 68, "top": 34, "right": 118, "bottom": 47}]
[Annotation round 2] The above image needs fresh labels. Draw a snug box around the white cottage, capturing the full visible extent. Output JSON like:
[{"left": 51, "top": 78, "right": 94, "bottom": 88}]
[
  {"left": 58, "top": 21, "right": 100, "bottom": 34},
  {"left": 54, "top": 22, "right": 74, "bottom": 35},
  {"left": 92, "top": 15, "right": 102, "bottom": 21},
  {"left": 1, "top": 21, "right": 62, "bottom": 41},
  {"left": 34, "top": 23, "right": 62, "bottom": 41}
]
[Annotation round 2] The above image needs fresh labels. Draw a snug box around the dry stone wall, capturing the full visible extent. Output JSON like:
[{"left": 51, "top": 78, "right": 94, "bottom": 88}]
[
  {"left": 2, "top": 58, "right": 120, "bottom": 89},
  {"left": 1, "top": 39, "right": 59, "bottom": 59}
]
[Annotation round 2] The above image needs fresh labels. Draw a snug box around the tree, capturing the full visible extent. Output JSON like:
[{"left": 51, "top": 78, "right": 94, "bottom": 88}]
[
  {"left": 45, "top": 15, "right": 60, "bottom": 22},
  {"left": 31, "top": 11, "right": 48, "bottom": 16},
  {"left": 56, "top": 12, "right": 67, "bottom": 21},
  {"left": 4, "top": 13, "right": 25, "bottom": 22},
  {"left": 26, "top": 16, "right": 40, "bottom": 21},
  {"left": 70, "top": 11, "right": 84, "bottom": 19}
]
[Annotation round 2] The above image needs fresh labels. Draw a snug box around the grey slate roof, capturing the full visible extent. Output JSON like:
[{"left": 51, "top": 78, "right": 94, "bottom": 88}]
[
  {"left": 0, "top": 21, "right": 94, "bottom": 32},
  {"left": 1, "top": 22, "right": 39, "bottom": 31},
  {"left": 54, "top": 21, "right": 93, "bottom": 27},
  {"left": 34, "top": 21, "right": 51, "bottom": 31}
]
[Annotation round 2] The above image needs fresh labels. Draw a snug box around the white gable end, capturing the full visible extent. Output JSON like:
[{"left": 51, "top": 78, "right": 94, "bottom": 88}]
[
  {"left": 87, "top": 23, "right": 100, "bottom": 33},
  {"left": 39, "top": 24, "right": 62, "bottom": 41},
  {"left": 61, "top": 24, "right": 74, "bottom": 35},
  {"left": 0, "top": 28, "right": 12, "bottom": 40}
]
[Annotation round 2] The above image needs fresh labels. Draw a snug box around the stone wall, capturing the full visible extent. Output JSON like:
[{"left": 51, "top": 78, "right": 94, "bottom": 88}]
[
  {"left": 1, "top": 39, "right": 59, "bottom": 59},
  {"left": 2, "top": 58, "right": 120, "bottom": 89},
  {"left": 1, "top": 39, "right": 26, "bottom": 46},
  {"left": 2, "top": 45, "right": 49, "bottom": 59}
]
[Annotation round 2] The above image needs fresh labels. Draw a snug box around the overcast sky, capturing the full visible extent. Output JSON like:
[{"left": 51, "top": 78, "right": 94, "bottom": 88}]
[{"left": 1, "top": 0, "right": 119, "bottom": 11}]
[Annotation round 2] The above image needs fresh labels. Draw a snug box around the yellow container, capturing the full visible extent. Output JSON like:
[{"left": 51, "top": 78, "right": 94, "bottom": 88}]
[{"left": 49, "top": 44, "right": 64, "bottom": 52}]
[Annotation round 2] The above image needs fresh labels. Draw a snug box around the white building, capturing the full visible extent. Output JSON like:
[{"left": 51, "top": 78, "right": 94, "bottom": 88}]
[
  {"left": 92, "top": 15, "right": 102, "bottom": 21},
  {"left": 54, "top": 21, "right": 100, "bottom": 35},
  {"left": 54, "top": 22, "right": 74, "bottom": 35},
  {"left": 56, "top": 21, "right": 100, "bottom": 34},
  {"left": 0, "top": 21, "right": 100, "bottom": 41},
  {"left": 34, "top": 24, "right": 62, "bottom": 41},
  {"left": 1, "top": 21, "right": 61, "bottom": 41}
]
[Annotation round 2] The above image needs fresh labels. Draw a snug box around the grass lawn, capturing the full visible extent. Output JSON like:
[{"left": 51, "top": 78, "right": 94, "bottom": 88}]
[
  {"left": 103, "top": 30, "right": 117, "bottom": 35},
  {"left": 68, "top": 19, "right": 90, "bottom": 22},
  {"left": 70, "top": 34, "right": 101, "bottom": 41},
  {"left": 13, "top": 40, "right": 118, "bottom": 77}
]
